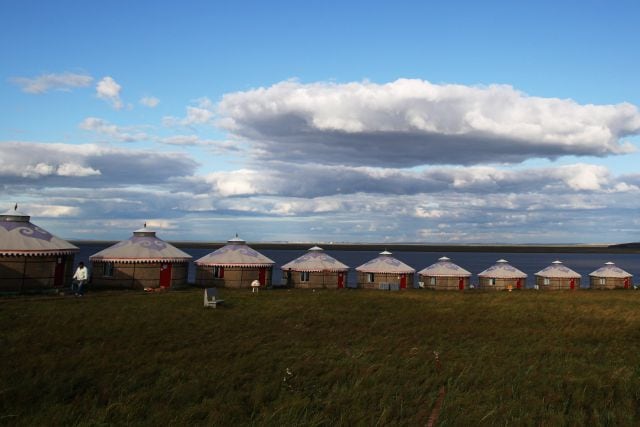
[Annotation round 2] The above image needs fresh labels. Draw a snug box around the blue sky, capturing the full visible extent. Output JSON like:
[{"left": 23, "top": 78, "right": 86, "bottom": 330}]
[{"left": 1, "top": 0, "right": 640, "bottom": 243}]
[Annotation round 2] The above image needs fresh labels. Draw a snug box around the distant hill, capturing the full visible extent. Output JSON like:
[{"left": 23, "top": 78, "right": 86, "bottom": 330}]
[{"left": 609, "top": 242, "right": 640, "bottom": 249}]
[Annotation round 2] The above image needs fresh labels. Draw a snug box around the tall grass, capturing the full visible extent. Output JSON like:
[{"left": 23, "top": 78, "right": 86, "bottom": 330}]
[{"left": 2, "top": 290, "right": 640, "bottom": 425}]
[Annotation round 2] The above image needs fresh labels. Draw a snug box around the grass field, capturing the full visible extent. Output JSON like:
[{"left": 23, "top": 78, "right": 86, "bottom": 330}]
[{"left": 2, "top": 289, "right": 640, "bottom": 425}]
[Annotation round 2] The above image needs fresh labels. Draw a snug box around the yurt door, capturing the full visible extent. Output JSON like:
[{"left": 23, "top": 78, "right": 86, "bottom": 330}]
[
  {"left": 54, "top": 256, "right": 66, "bottom": 287},
  {"left": 259, "top": 268, "right": 266, "bottom": 285},
  {"left": 338, "top": 273, "right": 344, "bottom": 288},
  {"left": 569, "top": 278, "right": 575, "bottom": 290},
  {"left": 516, "top": 278, "right": 522, "bottom": 289},
  {"left": 458, "top": 277, "right": 464, "bottom": 290},
  {"left": 160, "top": 263, "right": 172, "bottom": 288},
  {"left": 400, "top": 274, "right": 407, "bottom": 289},
  {"left": 624, "top": 277, "right": 630, "bottom": 289}
]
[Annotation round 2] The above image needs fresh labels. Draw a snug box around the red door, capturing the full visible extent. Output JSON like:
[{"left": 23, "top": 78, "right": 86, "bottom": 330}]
[
  {"left": 516, "top": 278, "right": 522, "bottom": 289},
  {"left": 458, "top": 277, "right": 464, "bottom": 290},
  {"left": 259, "top": 268, "right": 266, "bottom": 286},
  {"left": 624, "top": 277, "right": 630, "bottom": 289},
  {"left": 338, "top": 273, "right": 344, "bottom": 289},
  {"left": 54, "top": 256, "right": 66, "bottom": 287},
  {"left": 569, "top": 278, "right": 575, "bottom": 290},
  {"left": 160, "top": 263, "right": 172, "bottom": 288},
  {"left": 400, "top": 274, "right": 407, "bottom": 289}
]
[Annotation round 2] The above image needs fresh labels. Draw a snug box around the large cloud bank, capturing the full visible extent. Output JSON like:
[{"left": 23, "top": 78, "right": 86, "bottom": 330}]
[{"left": 218, "top": 79, "right": 640, "bottom": 166}]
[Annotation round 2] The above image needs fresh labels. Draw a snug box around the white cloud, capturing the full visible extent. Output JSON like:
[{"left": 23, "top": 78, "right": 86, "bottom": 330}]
[
  {"left": 217, "top": 79, "right": 640, "bottom": 166},
  {"left": 163, "top": 97, "right": 215, "bottom": 127},
  {"left": 28, "top": 204, "right": 80, "bottom": 217},
  {"left": 11, "top": 72, "right": 93, "bottom": 94},
  {"left": 96, "top": 76, "right": 123, "bottom": 109},
  {"left": 140, "top": 96, "right": 160, "bottom": 108},
  {"left": 0, "top": 141, "right": 197, "bottom": 186},
  {"left": 79, "top": 117, "right": 148, "bottom": 142},
  {"left": 177, "top": 162, "right": 638, "bottom": 198}
]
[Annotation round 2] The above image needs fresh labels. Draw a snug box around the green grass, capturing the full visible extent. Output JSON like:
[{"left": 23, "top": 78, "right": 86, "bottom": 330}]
[{"left": 2, "top": 289, "right": 640, "bottom": 425}]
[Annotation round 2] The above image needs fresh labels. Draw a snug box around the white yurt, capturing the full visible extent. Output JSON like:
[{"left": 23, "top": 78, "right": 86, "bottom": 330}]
[
  {"left": 589, "top": 262, "right": 633, "bottom": 289},
  {"left": 90, "top": 225, "right": 192, "bottom": 290},
  {"left": 281, "top": 246, "right": 349, "bottom": 289},
  {"left": 418, "top": 256, "right": 472, "bottom": 290},
  {"left": 478, "top": 259, "right": 527, "bottom": 290},
  {"left": 355, "top": 250, "right": 415, "bottom": 289},
  {"left": 0, "top": 206, "right": 78, "bottom": 293},
  {"left": 195, "top": 235, "right": 275, "bottom": 288},
  {"left": 534, "top": 260, "right": 581, "bottom": 290}
]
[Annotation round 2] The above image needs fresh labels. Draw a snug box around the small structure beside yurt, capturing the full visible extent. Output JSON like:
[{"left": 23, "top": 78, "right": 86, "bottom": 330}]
[
  {"left": 418, "top": 256, "right": 472, "bottom": 290},
  {"left": 281, "top": 246, "right": 349, "bottom": 289},
  {"left": 478, "top": 259, "right": 527, "bottom": 290},
  {"left": 0, "top": 206, "right": 78, "bottom": 293},
  {"left": 195, "top": 235, "right": 275, "bottom": 288},
  {"left": 535, "top": 260, "right": 581, "bottom": 290},
  {"left": 89, "top": 225, "right": 191, "bottom": 290},
  {"left": 355, "top": 250, "right": 415, "bottom": 290},
  {"left": 589, "top": 262, "right": 633, "bottom": 289}
]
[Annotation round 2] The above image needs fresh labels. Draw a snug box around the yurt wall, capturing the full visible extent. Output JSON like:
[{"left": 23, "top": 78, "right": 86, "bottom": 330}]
[
  {"left": 0, "top": 254, "right": 75, "bottom": 292},
  {"left": 478, "top": 277, "right": 526, "bottom": 290},
  {"left": 289, "top": 271, "right": 348, "bottom": 289},
  {"left": 535, "top": 277, "right": 580, "bottom": 290},
  {"left": 419, "top": 275, "right": 470, "bottom": 290},
  {"left": 590, "top": 276, "right": 631, "bottom": 290},
  {"left": 195, "top": 266, "right": 273, "bottom": 288},
  {"left": 357, "top": 272, "right": 414, "bottom": 289},
  {"left": 91, "top": 262, "right": 188, "bottom": 290}
]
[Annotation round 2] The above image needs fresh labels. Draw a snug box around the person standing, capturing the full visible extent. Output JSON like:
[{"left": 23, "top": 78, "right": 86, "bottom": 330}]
[{"left": 72, "top": 262, "right": 89, "bottom": 296}]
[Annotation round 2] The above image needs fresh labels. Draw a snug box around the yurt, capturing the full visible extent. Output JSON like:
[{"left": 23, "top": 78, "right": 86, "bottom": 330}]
[
  {"left": 281, "top": 246, "right": 349, "bottom": 289},
  {"left": 0, "top": 206, "right": 78, "bottom": 293},
  {"left": 355, "top": 250, "right": 415, "bottom": 289},
  {"left": 194, "top": 235, "right": 275, "bottom": 288},
  {"left": 89, "top": 225, "right": 191, "bottom": 290},
  {"left": 478, "top": 259, "right": 527, "bottom": 290},
  {"left": 418, "top": 256, "right": 472, "bottom": 290},
  {"left": 589, "top": 262, "right": 633, "bottom": 289},
  {"left": 534, "top": 260, "right": 581, "bottom": 290}
]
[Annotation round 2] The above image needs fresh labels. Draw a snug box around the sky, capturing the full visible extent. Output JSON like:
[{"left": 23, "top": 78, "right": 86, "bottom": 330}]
[{"left": 1, "top": 0, "right": 640, "bottom": 244}]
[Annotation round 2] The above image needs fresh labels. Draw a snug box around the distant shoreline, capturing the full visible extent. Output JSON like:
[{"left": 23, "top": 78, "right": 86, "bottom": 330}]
[{"left": 69, "top": 240, "right": 640, "bottom": 254}]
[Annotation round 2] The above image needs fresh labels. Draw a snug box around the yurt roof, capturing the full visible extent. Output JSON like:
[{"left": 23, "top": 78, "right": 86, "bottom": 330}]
[
  {"left": 355, "top": 250, "right": 415, "bottom": 274},
  {"left": 478, "top": 259, "right": 527, "bottom": 279},
  {"left": 535, "top": 260, "right": 581, "bottom": 278},
  {"left": 281, "top": 246, "right": 349, "bottom": 272},
  {"left": 195, "top": 235, "right": 274, "bottom": 267},
  {"left": 418, "top": 256, "right": 472, "bottom": 277},
  {"left": 0, "top": 208, "right": 78, "bottom": 256},
  {"left": 589, "top": 262, "right": 632, "bottom": 278},
  {"left": 89, "top": 226, "right": 191, "bottom": 263}
]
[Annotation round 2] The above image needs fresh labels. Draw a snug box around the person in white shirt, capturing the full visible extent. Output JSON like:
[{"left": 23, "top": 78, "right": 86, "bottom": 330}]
[{"left": 72, "top": 262, "right": 89, "bottom": 296}]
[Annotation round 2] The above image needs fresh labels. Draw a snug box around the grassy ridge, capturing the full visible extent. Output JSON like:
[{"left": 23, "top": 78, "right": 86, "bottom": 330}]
[{"left": 2, "top": 290, "right": 640, "bottom": 425}]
